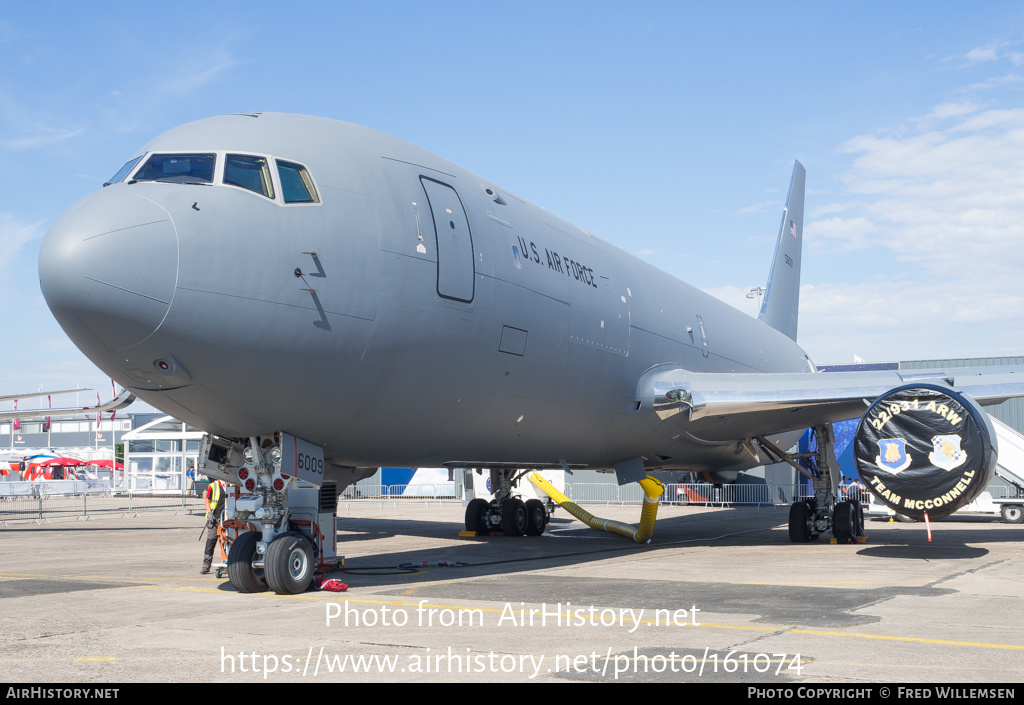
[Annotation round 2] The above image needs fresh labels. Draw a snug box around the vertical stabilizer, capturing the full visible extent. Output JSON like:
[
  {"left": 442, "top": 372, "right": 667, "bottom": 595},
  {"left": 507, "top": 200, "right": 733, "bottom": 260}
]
[{"left": 758, "top": 161, "right": 805, "bottom": 341}]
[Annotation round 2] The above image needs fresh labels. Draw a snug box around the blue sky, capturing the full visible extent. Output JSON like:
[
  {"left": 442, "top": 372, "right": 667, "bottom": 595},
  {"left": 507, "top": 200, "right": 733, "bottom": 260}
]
[{"left": 3, "top": 2, "right": 1024, "bottom": 412}]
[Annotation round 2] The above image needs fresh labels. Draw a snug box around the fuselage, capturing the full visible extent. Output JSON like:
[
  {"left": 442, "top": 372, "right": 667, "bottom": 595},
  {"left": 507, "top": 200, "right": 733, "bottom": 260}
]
[{"left": 40, "top": 113, "right": 810, "bottom": 472}]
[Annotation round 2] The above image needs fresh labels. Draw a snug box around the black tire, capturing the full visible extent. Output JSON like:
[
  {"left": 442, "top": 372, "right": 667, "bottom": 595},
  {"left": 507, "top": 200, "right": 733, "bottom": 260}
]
[
  {"left": 465, "top": 498, "right": 489, "bottom": 533},
  {"left": 788, "top": 501, "right": 810, "bottom": 543},
  {"left": 524, "top": 499, "right": 547, "bottom": 536},
  {"left": 265, "top": 532, "right": 315, "bottom": 595},
  {"left": 501, "top": 498, "right": 528, "bottom": 536},
  {"left": 849, "top": 498, "right": 865, "bottom": 537},
  {"left": 894, "top": 513, "right": 915, "bottom": 523},
  {"left": 227, "top": 531, "right": 267, "bottom": 593},
  {"left": 833, "top": 501, "right": 855, "bottom": 543},
  {"left": 1001, "top": 504, "right": 1024, "bottom": 524}
]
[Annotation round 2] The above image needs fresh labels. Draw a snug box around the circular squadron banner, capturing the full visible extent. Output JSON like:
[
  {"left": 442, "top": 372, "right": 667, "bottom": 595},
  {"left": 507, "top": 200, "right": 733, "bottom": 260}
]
[{"left": 853, "top": 385, "right": 997, "bottom": 520}]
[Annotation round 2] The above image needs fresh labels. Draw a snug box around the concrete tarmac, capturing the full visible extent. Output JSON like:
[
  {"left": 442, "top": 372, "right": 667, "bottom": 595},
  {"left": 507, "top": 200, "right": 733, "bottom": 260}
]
[{"left": 1, "top": 502, "right": 1022, "bottom": 684}]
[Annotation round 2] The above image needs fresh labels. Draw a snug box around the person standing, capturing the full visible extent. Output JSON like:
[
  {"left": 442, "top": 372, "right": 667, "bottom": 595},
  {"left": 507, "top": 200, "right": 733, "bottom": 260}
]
[{"left": 201, "top": 478, "right": 226, "bottom": 574}]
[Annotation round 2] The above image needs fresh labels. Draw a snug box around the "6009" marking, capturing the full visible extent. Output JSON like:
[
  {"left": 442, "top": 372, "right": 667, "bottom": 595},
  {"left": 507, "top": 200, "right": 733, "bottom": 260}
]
[{"left": 297, "top": 452, "right": 323, "bottom": 476}]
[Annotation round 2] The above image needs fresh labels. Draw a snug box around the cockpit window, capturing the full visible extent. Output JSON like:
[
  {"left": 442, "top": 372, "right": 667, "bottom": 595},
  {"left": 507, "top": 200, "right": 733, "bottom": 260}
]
[
  {"left": 224, "top": 154, "right": 275, "bottom": 199},
  {"left": 277, "top": 159, "right": 319, "bottom": 203},
  {"left": 105, "top": 155, "right": 144, "bottom": 186},
  {"left": 133, "top": 153, "right": 216, "bottom": 184}
]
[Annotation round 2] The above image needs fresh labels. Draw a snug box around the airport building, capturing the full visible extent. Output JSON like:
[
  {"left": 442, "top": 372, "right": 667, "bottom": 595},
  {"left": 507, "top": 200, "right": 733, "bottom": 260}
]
[
  {"left": 120, "top": 416, "right": 205, "bottom": 492},
  {"left": 0, "top": 414, "right": 144, "bottom": 459},
  {"left": 0, "top": 412, "right": 196, "bottom": 490}
]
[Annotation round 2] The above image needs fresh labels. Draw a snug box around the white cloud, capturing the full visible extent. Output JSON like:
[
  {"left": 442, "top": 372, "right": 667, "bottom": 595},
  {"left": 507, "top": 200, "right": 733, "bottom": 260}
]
[
  {"left": 965, "top": 46, "right": 1000, "bottom": 63},
  {"left": 0, "top": 124, "right": 83, "bottom": 150},
  {"left": 921, "top": 101, "right": 982, "bottom": 121},
  {"left": 805, "top": 216, "right": 875, "bottom": 251},
  {"left": 703, "top": 285, "right": 763, "bottom": 318},
  {"left": 803, "top": 99, "right": 1024, "bottom": 361},
  {"left": 797, "top": 278, "right": 1024, "bottom": 363},
  {"left": 808, "top": 202, "right": 856, "bottom": 217},
  {"left": 0, "top": 213, "right": 45, "bottom": 269},
  {"left": 834, "top": 109, "right": 1024, "bottom": 243},
  {"left": 158, "top": 50, "right": 241, "bottom": 95},
  {"left": 736, "top": 200, "right": 776, "bottom": 215}
]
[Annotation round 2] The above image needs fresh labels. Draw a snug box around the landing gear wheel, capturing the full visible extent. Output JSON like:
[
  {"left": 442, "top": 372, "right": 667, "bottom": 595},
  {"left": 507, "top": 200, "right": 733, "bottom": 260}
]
[
  {"left": 1001, "top": 504, "right": 1024, "bottom": 524},
  {"left": 850, "top": 498, "right": 865, "bottom": 537},
  {"left": 501, "top": 498, "right": 528, "bottom": 536},
  {"left": 265, "top": 532, "right": 314, "bottom": 595},
  {"left": 833, "top": 501, "right": 855, "bottom": 543},
  {"left": 465, "top": 498, "right": 489, "bottom": 533},
  {"left": 788, "top": 501, "right": 814, "bottom": 543},
  {"left": 227, "top": 530, "right": 267, "bottom": 593},
  {"left": 524, "top": 499, "right": 548, "bottom": 536}
]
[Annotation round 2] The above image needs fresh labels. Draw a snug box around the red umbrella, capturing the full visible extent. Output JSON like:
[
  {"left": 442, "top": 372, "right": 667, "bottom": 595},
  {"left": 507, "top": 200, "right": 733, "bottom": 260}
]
[
  {"left": 35, "top": 457, "right": 85, "bottom": 467},
  {"left": 85, "top": 459, "right": 124, "bottom": 469}
]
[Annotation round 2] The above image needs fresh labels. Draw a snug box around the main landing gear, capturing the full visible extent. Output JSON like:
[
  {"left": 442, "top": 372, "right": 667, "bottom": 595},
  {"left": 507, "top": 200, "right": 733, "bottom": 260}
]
[
  {"left": 464, "top": 468, "right": 551, "bottom": 537},
  {"left": 787, "top": 497, "right": 865, "bottom": 544},
  {"left": 754, "top": 425, "right": 866, "bottom": 545}
]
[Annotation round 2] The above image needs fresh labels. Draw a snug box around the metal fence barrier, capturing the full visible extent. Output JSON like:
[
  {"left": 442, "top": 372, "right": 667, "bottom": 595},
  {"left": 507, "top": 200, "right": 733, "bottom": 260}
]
[
  {"left": 565, "top": 482, "right": 782, "bottom": 507},
  {"left": 0, "top": 480, "right": 112, "bottom": 497},
  {"left": 3, "top": 478, "right": 1013, "bottom": 525},
  {"left": 988, "top": 485, "right": 1024, "bottom": 500},
  {"left": 0, "top": 488, "right": 204, "bottom": 525},
  {"left": 339, "top": 483, "right": 464, "bottom": 507}
]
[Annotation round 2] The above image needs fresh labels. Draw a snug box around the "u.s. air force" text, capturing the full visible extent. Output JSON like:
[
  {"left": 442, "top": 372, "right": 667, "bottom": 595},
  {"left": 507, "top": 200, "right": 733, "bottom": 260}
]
[{"left": 516, "top": 236, "right": 598, "bottom": 288}]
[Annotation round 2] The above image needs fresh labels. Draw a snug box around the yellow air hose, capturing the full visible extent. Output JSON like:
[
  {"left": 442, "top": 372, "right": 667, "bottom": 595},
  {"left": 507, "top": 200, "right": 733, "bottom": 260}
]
[{"left": 528, "top": 473, "right": 664, "bottom": 544}]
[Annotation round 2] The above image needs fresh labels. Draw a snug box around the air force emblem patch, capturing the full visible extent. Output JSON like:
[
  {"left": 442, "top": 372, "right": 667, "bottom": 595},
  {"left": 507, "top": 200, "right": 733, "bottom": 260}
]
[
  {"left": 875, "top": 438, "right": 911, "bottom": 473},
  {"left": 929, "top": 434, "right": 967, "bottom": 471}
]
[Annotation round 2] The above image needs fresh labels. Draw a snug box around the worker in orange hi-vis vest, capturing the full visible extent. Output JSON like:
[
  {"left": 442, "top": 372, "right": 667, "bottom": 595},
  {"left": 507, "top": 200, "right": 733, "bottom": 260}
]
[{"left": 201, "top": 479, "right": 227, "bottom": 574}]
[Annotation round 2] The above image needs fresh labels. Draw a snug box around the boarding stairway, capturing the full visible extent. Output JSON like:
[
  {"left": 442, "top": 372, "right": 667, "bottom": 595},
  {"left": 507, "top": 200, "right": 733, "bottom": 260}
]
[{"left": 989, "top": 416, "right": 1024, "bottom": 498}]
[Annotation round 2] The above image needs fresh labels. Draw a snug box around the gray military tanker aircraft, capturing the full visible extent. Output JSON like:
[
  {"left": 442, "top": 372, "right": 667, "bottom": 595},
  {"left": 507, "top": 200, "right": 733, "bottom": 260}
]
[{"left": 39, "top": 113, "right": 1024, "bottom": 593}]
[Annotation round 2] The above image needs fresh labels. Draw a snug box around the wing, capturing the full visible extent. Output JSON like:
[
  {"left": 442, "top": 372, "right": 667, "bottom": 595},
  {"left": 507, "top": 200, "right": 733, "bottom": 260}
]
[
  {"left": 0, "top": 388, "right": 92, "bottom": 403},
  {"left": 638, "top": 364, "right": 1024, "bottom": 443},
  {"left": 0, "top": 389, "right": 135, "bottom": 421}
]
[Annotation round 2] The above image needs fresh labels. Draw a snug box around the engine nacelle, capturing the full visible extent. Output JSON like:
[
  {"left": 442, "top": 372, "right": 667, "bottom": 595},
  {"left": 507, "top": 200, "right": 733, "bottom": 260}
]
[{"left": 854, "top": 384, "right": 997, "bottom": 520}]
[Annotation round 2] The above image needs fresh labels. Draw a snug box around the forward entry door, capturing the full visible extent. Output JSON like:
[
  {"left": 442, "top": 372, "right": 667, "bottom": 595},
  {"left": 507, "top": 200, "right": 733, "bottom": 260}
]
[{"left": 420, "top": 177, "right": 475, "bottom": 303}]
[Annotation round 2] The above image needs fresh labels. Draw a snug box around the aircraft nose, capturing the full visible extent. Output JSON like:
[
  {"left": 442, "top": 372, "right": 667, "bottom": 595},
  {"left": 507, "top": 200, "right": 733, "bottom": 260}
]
[{"left": 39, "top": 190, "right": 178, "bottom": 351}]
